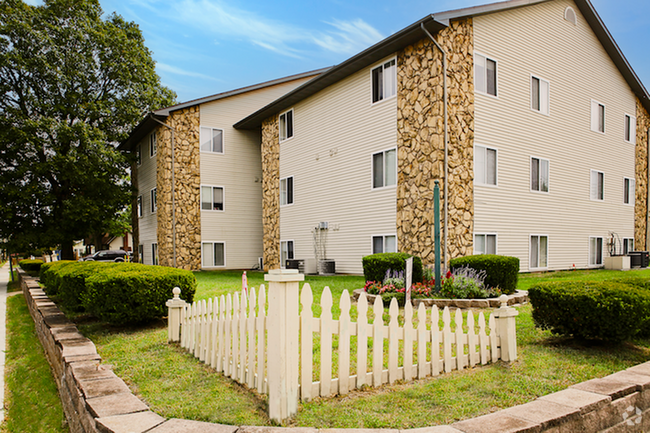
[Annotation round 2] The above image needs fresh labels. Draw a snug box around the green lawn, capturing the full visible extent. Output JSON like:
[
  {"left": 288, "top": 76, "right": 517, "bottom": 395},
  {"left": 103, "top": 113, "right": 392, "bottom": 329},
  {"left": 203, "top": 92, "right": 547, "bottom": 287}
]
[{"left": 79, "top": 268, "right": 650, "bottom": 428}]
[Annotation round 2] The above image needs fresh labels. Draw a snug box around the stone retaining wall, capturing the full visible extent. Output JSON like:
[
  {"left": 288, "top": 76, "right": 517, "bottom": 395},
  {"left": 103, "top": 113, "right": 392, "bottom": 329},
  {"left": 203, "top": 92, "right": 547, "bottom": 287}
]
[
  {"left": 351, "top": 289, "right": 527, "bottom": 309},
  {"left": 18, "top": 269, "right": 650, "bottom": 432}
]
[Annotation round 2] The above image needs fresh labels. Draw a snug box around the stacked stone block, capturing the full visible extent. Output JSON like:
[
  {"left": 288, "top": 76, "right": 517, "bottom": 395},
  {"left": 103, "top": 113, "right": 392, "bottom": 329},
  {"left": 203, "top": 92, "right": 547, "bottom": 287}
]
[
  {"left": 635, "top": 98, "right": 650, "bottom": 251},
  {"left": 261, "top": 116, "right": 281, "bottom": 271}
]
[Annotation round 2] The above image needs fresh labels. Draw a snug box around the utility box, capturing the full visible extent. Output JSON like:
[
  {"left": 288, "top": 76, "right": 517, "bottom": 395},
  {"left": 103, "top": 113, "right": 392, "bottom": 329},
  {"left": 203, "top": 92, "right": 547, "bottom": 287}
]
[{"left": 628, "top": 251, "right": 649, "bottom": 268}]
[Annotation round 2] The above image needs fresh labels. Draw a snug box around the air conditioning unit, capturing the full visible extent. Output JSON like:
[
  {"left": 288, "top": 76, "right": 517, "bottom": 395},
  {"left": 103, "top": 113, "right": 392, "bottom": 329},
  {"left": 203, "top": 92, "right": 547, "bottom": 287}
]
[{"left": 303, "top": 258, "right": 318, "bottom": 274}]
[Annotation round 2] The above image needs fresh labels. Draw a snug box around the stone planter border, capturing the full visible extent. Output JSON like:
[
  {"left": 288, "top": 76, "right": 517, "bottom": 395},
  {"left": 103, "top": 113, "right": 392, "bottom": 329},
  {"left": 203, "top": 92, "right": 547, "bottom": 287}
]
[{"left": 352, "top": 289, "right": 528, "bottom": 309}]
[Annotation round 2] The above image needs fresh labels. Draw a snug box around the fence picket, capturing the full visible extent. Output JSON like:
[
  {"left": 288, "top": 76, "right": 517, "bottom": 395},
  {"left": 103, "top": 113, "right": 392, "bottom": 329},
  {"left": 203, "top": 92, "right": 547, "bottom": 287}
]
[
  {"left": 403, "top": 300, "right": 414, "bottom": 381},
  {"left": 467, "top": 311, "right": 476, "bottom": 367},
  {"left": 257, "top": 285, "right": 266, "bottom": 393},
  {"left": 300, "top": 284, "right": 313, "bottom": 401},
  {"left": 190, "top": 302, "right": 197, "bottom": 355},
  {"left": 247, "top": 288, "right": 256, "bottom": 388},
  {"left": 442, "top": 307, "right": 452, "bottom": 373},
  {"left": 339, "top": 289, "right": 351, "bottom": 395},
  {"left": 203, "top": 298, "right": 213, "bottom": 362},
  {"left": 478, "top": 312, "right": 488, "bottom": 365},
  {"left": 239, "top": 292, "right": 247, "bottom": 381},
  {"left": 211, "top": 297, "right": 219, "bottom": 369},
  {"left": 225, "top": 294, "right": 232, "bottom": 377},
  {"left": 417, "top": 302, "right": 427, "bottom": 379},
  {"left": 180, "top": 304, "right": 188, "bottom": 349},
  {"left": 431, "top": 305, "right": 440, "bottom": 376},
  {"left": 489, "top": 313, "right": 498, "bottom": 362},
  {"left": 455, "top": 308, "right": 464, "bottom": 371},
  {"left": 372, "top": 296, "right": 384, "bottom": 386},
  {"left": 388, "top": 298, "right": 399, "bottom": 384},
  {"left": 320, "top": 286, "right": 333, "bottom": 397},
  {"left": 217, "top": 295, "right": 226, "bottom": 372},
  {"left": 356, "top": 292, "right": 368, "bottom": 388}
]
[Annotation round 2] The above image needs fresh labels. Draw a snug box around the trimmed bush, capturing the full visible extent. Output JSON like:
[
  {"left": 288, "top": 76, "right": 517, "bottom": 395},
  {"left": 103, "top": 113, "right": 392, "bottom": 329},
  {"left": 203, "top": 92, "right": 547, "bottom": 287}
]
[
  {"left": 362, "top": 253, "right": 422, "bottom": 284},
  {"left": 449, "top": 255, "right": 519, "bottom": 295},
  {"left": 54, "top": 261, "right": 115, "bottom": 311},
  {"left": 39, "top": 261, "right": 77, "bottom": 295},
  {"left": 18, "top": 259, "right": 44, "bottom": 273},
  {"left": 528, "top": 281, "right": 650, "bottom": 342},
  {"left": 81, "top": 265, "right": 196, "bottom": 325}
]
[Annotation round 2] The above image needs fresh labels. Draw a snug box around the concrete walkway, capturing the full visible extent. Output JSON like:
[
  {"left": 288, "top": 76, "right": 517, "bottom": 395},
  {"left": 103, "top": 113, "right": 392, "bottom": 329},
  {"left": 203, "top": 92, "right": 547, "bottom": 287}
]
[{"left": 0, "top": 263, "right": 10, "bottom": 422}]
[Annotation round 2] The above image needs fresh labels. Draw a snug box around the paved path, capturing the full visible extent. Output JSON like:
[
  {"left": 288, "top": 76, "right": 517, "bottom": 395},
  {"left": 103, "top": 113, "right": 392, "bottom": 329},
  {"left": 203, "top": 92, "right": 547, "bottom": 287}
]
[{"left": 0, "top": 263, "right": 10, "bottom": 422}]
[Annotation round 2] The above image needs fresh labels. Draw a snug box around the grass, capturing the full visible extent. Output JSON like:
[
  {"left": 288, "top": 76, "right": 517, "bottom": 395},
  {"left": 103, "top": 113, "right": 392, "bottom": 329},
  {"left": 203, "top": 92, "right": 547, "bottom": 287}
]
[
  {"left": 74, "top": 267, "right": 650, "bottom": 428},
  {"left": 1, "top": 294, "right": 68, "bottom": 433}
]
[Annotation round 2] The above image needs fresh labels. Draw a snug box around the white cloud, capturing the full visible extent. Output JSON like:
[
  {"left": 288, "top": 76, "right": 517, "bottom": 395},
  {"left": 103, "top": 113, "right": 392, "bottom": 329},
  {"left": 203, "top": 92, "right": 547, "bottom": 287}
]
[
  {"left": 156, "top": 63, "right": 222, "bottom": 81},
  {"left": 314, "top": 19, "right": 384, "bottom": 54}
]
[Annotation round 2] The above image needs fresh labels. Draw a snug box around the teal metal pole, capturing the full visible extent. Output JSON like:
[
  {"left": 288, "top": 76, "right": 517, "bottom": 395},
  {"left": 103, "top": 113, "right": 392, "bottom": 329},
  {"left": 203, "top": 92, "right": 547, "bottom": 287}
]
[{"left": 434, "top": 181, "right": 441, "bottom": 291}]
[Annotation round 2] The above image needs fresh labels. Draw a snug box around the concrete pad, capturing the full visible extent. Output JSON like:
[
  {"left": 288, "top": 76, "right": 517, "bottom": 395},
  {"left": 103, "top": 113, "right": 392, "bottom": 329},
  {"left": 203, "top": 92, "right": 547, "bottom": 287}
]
[
  {"left": 539, "top": 388, "right": 611, "bottom": 415},
  {"left": 401, "top": 426, "right": 464, "bottom": 433},
  {"left": 149, "top": 419, "right": 239, "bottom": 433},
  {"left": 571, "top": 377, "right": 638, "bottom": 400},
  {"left": 452, "top": 412, "right": 541, "bottom": 433},
  {"left": 502, "top": 399, "right": 580, "bottom": 428},
  {"left": 239, "top": 428, "right": 319, "bottom": 433},
  {"left": 95, "top": 411, "right": 165, "bottom": 433},
  {"left": 86, "top": 392, "right": 149, "bottom": 418},
  {"left": 78, "top": 376, "right": 131, "bottom": 399}
]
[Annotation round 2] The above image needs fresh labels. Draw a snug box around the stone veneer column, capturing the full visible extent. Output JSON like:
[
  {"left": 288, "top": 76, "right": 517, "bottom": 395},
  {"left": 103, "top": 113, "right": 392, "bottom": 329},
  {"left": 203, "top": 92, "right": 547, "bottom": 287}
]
[
  {"left": 130, "top": 159, "right": 140, "bottom": 261},
  {"left": 396, "top": 18, "right": 475, "bottom": 266},
  {"left": 156, "top": 106, "right": 202, "bottom": 270},
  {"left": 636, "top": 98, "right": 650, "bottom": 250},
  {"left": 261, "top": 116, "right": 280, "bottom": 270}
]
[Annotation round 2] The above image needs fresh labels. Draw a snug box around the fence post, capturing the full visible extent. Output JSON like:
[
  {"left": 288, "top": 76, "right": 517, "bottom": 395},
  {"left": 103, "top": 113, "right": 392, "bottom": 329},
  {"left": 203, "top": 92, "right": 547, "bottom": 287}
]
[
  {"left": 265, "top": 269, "right": 304, "bottom": 423},
  {"left": 493, "top": 294, "right": 518, "bottom": 362},
  {"left": 166, "top": 287, "right": 186, "bottom": 342}
]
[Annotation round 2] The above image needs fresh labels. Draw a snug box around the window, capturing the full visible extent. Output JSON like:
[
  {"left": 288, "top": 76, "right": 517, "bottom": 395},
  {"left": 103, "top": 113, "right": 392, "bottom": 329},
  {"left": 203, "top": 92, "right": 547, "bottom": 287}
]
[
  {"left": 201, "top": 186, "right": 224, "bottom": 211},
  {"left": 280, "top": 240, "right": 294, "bottom": 268},
  {"left": 152, "top": 243, "right": 159, "bottom": 266},
  {"left": 624, "top": 114, "right": 636, "bottom": 144},
  {"left": 202, "top": 242, "right": 225, "bottom": 267},
  {"left": 279, "top": 109, "right": 294, "bottom": 141},
  {"left": 475, "top": 53, "right": 497, "bottom": 97},
  {"left": 138, "top": 245, "right": 143, "bottom": 264},
  {"left": 530, "top": 235, "right": 548, "bottom": 269},
  {"left": 280, "top": 176, "right": 294, "bottom": 206},
  {"left": 371, "top": 58, "right": 397, "bottom": 103},
  {"left": 372, "top": 235, "right": 397, "bottom": 254},
  {"left": 136, "top": 144, "right": 142, "bottom": 166},
  {"left": 531, "top": 76, "right": 550, "bottom": 115},
  {"left": 475, "top": 145, "right": 497, "bottom": 186},
  {"left": 531, "top": 157, "right": 549, "bottom": 192},
  {"left": 590, "top": 170, "right": 604, "bottom": 201},
  {"left": 589, "top": 237, "right": 603, "bottom": 266},
  {"left": 474, "top": 234, "right": 497, "bottom": 255},
  {"left": 137, "top": 195, "right": 143, "bottom": 217},
  {"left": 372, "top": 148, "right": 397, "bottom": 189},
  {"left": 150, "top": 132, "right": 157, "bottom": 156},
  {"left": 591, "top": 100, "right": 605, "bottom": 133},
  {"left": 200, "top": 127, "right": 224, "bottom": 153},
  {"left": 150, "top": 188, "right": 157, "bottom": 213},
  {"left": 624, "top": 238, "right": 635, "bottom": 254},
  {"left": 624, "top": 177, "right": 635, "bottom": 205}
]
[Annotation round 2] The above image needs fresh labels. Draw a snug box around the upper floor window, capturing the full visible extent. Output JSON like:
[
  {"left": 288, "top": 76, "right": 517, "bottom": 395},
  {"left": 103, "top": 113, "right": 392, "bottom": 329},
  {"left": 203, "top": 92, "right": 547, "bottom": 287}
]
[
  {"left": 279, "top": 109, "right": 294, "bottom": 142},
  {"left": 136, "top": 144, "right": 142, "bottom": 166},
  {"left": 590, "top": 100, "right": 605, "bottom": 133},
  {"left": 474, "top": 233, "right": 496, "bottom": 255},
  {"left": 201, "top": 186, "right": 224, "bottom": 211},
  {"left": 475, "top": 145, "right": 497, "bottom": 186},
  {"left": 372, "top": 235, "right": 397, "bottom": 254},
  {"left": 137, "top": 195, "right": 143, "bottom": 217},
  {"left": 150, "top": 132, "right": 157, "bottom": 157},
  {"left": 200, "top": 127, "right": 224, "bottom": 153},
  {"left": 150, "top": 188, "right": 157, "bottom": 213},
  {"left": 624, "top": 114, "right": 636, "bottom": 144},
  {"left": 280, "top": 176, "right": 294, "bottom": 206},
  {"left": 372, "top": 148, "right": 397, "bottom": 189},
  {"left": 590, "top": 170, "right": 604, "bottom": 201},
  {"left": 624, "top": 177, "right": 635, "bottom": 205},
  {"left": 475, "top": 53, "right": 497, "bottom": 97},
  {"left": 371, "top": 58, "right": 396, "bottom": 103},
  {"left": 531, "top": 157, "right": 549, "bottom": 193},
  {"left": 531, "top": 75, "right": 550, "bottom": 115}
]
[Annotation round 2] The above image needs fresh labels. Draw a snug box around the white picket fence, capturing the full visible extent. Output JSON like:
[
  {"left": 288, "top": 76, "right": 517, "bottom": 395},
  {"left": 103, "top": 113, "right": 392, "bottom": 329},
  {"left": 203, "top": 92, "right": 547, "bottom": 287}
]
[{"left": 166, "top": 270, "right": 518, "bottom": 421}]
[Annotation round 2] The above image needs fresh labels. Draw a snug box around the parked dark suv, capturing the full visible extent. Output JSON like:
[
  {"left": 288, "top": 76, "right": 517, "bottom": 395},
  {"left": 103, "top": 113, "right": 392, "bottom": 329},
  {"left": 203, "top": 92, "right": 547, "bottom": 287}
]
[{"left": 79, "top": 250, "right": 132, "bottom": 262}]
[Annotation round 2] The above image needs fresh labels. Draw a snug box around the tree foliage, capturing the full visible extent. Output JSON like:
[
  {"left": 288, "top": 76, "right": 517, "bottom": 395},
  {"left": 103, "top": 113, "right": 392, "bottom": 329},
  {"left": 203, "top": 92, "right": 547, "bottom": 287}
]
[{"left": 0, "top": 0, "right": 175, "bottom": 258}]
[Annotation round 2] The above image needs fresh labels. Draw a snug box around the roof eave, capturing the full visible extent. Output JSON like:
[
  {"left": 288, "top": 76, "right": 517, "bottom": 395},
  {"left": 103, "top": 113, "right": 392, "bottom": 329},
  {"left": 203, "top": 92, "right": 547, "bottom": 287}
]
[{"left": 118, "top": 112, "right": 168, "bottom": 152}]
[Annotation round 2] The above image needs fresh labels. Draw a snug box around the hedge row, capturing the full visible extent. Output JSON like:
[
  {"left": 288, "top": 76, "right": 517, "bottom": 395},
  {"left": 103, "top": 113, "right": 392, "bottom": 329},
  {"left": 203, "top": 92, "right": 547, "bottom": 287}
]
[
  {"left": 18, "top": 259, "right": 44, "bottom": 273},
  {"left": 39, "top": 261, "right": 196, "bottom": 325},
  {"left": 362, "top": 253, "right": 423, "bottom": 284},
  {"left": 449, "top": 255, "right": 519, "bottom": 295},
  {"left": 528, "top": 280, "right": 650, "bottom": 342}
]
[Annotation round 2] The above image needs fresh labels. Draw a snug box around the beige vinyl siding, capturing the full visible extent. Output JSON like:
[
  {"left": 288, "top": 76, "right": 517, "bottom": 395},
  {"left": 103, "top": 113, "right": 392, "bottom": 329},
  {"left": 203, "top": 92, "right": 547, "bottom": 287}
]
[
  {"left": 200, "top": 79, "right": 311, "bottom": 269},
  {"left": 279, "top": 56, "right": 398, "bottom": 274},
  {"left": 473, "top": 0, "right": 636, "bottom": 272},
  {"left": 137, "top": 133, "right": 158, "bottom": 265}
]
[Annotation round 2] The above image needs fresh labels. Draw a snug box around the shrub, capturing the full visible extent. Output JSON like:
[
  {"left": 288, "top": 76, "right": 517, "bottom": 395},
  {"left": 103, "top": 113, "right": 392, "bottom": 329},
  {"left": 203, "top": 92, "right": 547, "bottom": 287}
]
[
  {"left": 439, "top": 266, "right": 494, "bottom": 299},
  {"left": 528, "top": 281, "right": 650, "bottom": 342},
  {"left": 18, "top": 259, "right": 44, "bottom": 273},
  {"left": 449, "top": 255, "right": 519, "bottom": 295},
  {"left": 362, "top": 253, "right": 422, "bottom": 284},
  {"left": 55, "top": 261, "right": 114, "bottom": 311},
  {"left": 39, "top": 261, "right": 77, "bottom": 295},
  {"left": 81, "top": 265, "right": 196, "bottom": 325}
]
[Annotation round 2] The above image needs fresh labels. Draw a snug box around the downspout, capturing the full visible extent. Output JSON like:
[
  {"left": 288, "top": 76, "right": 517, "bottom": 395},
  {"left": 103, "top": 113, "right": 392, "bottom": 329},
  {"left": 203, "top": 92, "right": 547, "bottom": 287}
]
[
  {"left": 151, "top": 116, "right": 177, "bottom": 268},
  {"left": 421, "top": 22, "right": 449, "bottom": 269}
]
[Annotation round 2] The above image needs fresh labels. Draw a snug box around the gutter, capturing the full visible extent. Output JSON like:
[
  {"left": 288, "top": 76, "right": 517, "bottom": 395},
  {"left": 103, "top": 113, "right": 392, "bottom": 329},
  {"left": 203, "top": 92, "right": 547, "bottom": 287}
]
[{"left": 420, "top": 22, "right": 449, "bottom": 269}]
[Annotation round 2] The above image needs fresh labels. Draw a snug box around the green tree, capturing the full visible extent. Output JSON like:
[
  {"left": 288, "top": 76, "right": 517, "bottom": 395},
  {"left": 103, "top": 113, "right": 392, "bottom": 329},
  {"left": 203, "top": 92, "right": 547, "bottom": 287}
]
[{"left": 0, "top": 0, "right": 175, "bottom": 259}]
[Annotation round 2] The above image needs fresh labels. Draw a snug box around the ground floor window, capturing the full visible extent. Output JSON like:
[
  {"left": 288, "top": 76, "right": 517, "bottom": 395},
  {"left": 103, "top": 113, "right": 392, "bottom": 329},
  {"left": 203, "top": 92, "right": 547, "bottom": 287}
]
[
  {"left": 152, "top": 243, "right": 159, "bottom": 266},
  {"left": 138, "top": 244, "right": 144, "bottom": 263},
  {"left": 530, "top": 235, "right": 548, "bottom": 269},
  {"left": 589, "top": 237, "right": 603, "bottom": 266},
  {"left": 624, "top": 238, "right": 634, "bottom": 255},
  {"left": 474, "top": 233, "right": 497, "bottom": 255},
  {"left": 280, "top": 240, "right": 294, "bottom": 268},
  {"left": 202, "top": 242, "right": 225, "bottom": 267},
  {"left": 372, "top": 235, "right": 396, "bottom": 254}
]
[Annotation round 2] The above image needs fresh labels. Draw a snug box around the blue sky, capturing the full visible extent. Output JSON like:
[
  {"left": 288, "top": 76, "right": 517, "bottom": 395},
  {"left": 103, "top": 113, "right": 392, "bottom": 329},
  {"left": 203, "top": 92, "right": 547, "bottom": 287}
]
[{"left": 29, "top": 0, "right": 650, "bottom": 103}]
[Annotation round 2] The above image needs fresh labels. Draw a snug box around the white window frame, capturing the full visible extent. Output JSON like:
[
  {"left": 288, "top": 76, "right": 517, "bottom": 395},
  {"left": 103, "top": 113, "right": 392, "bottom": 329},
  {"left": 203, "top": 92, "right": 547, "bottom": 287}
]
[
  {"left": 280, "top": 240, "right": 295, "bottom": 268},
  {"left": 624, "top": 177, "right": 635, "bottom": 205},
  {"left": 530, "top": 234, "right": 549, "bottom": 270},
  {"left": 202, "top": 241, "right": 226, "bottom": 268},
  {"left": 150, "top": 132, "right": 157, "bottom": 157},
  {"left": 474, "top": 52, "right": 498, "bottom": 97},
  {"left": 623, "top": 238, "right": 635, "bottom": 255},
  {"left": 150, "top": 188, "right": 157, "bottom": 213},
  {"left": 590, "top": 100, "right": 605, "bottom": 133},
  {"left": 530, "top": 75, "right": 550, "bottom": 115},
  {"left": 136, "top": 144, "right": 142, "bottom": 166},
  {"left": 137, "top": 195, "right": 143, "bottom": 218},
  {"left": 371, "top": 148, "right": 397, "bottom": 189},
  {"left": 138, "top": 244, "right": 144, "bottom": 263},
  {"left": 590, "top": 170, "right": 604, "bottom": 201},
  {"left": 624, "top": 114, "right": 636, "bottom": 144},
  {"left": 279, "top": 109, "right": 294, "bottom": 142},
  {"left": 280, "top": 176, "right": 294, "bottom": 206},
  {"left": 371, "top": 57, "right": 397, "bottom": 104},
  {"left": 152, "top": 243, "right": 159, "bottom": 266},
  {"left": 589, "top": 236, "right": 603, "bottom": 267},
  {"left": 201, "top": 185, "right": 225, "bottom": 211},
  {"left": 475, "top": 145, "right": 498, "bottom": 186},
  {"left": 474, "top": 233, "right": 497, "bottom": 255},
  {"left": 372, "top": 234, "right": 397, "bottom": 254},
  {"left": 200, "top": 126, "right": 224, "bottom": 154},
  {"left": 530, "top": 157, "right": 550, "bottom": 193}
]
